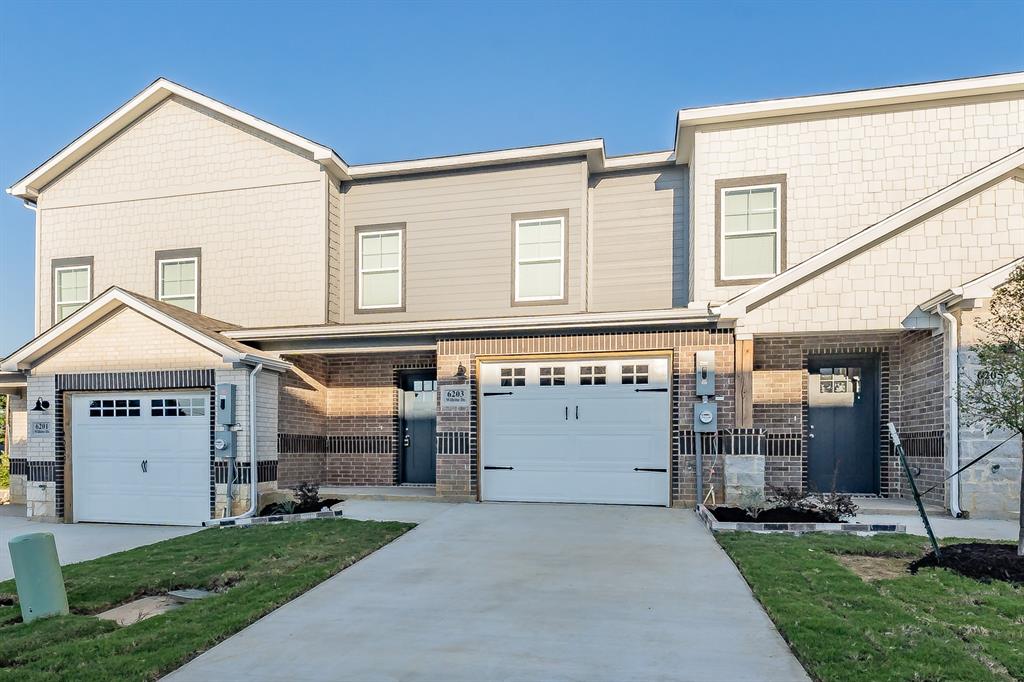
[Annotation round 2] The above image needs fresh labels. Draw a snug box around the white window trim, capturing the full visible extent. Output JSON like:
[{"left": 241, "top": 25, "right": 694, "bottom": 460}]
[
  {"left": 514, "top": 216, "right": 565, "bottom": 302},
  {"left": 719, "top": 182, "right": 782, "bottom": 282},
  {"left": 54, "top": 265, "right": 91, "bottom": 321},
  {"left": 158, "top": 256, "right": 199, "bottom": 308},
  {"left": 358, "top": 229, "right": 403, "bottom": 310}
]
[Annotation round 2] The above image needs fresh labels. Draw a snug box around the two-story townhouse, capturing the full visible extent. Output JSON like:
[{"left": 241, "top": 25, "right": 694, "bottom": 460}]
[{"left": 3, "top": 72, "right": 1022, "bottom": 526}]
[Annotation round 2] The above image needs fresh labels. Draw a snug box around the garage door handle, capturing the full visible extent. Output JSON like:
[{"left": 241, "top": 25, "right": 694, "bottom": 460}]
[
  {"left": 484, "top": 391, "right": 514, "bottom": 397},
  {"left": 634, "top": 467, "right": 666, "bottom": 473},
  {"left": 635, "top": 388, "right": 668, "bottom": 393},
  {"left": 484, "top": 466, "right": 514, "bottom": 470},
  {"left": 141, "top": 460, "right": 148, "bottom": 473},
  {"left": 575, "top": 405, "right": 579, "bottom": 420},
  {"left": 565, "top": 406, "right": 568, "bottom": 420}
]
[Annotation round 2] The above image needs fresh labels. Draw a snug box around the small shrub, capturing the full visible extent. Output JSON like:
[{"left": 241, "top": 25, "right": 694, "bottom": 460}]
[
  {"left": 813, "top": 489, "right": 859, "bottom": 523},
  {"left": 734, "top": 490, "right": 771, "bottom": 520},
  {"left": 294, "top": 482, "right": 322, "bottom": 512},
  {"left": 269, "top": 500, "right": 297, "bottom": 516}
]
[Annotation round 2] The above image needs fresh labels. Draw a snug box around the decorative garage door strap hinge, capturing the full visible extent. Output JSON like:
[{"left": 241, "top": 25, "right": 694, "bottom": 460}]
[
  {"left": 633, "top": 467, "right": 667, "bottom": 472},
  {"left": 634, "top": 388, "right": 668, "bottom": 393},
  {"left": 484, "top": 466, "right": 514, "bottom": 470},
  {"left": 483, "top": 391, "right": 515, "bottom": 396}
]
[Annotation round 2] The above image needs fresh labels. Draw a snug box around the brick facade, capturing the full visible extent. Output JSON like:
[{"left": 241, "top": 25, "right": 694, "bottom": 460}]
[{"left": 894, "top": 330, "right": 946, "bottom": 506}]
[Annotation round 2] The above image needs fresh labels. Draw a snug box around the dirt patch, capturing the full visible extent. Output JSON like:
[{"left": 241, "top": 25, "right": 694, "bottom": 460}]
[
  {"left": 836, "top": 554, "right": 909, "bottom": 581},
  {"left": 909, "top": 542, "right": 1023, "bottom": 585},
  {"left": 0, "top": 593, "right": 17, "bottom": 607},
  {"left": 709, "top": 506, "right": 837, "bottom": 523}
]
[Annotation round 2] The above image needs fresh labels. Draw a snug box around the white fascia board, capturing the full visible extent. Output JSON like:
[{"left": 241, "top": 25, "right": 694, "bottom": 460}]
[
  {"left": 675, "top": 71, "right": 1024, "bottom": 159},
  {"left": 226, "top": 307, "right": 717, "bottom": 343},
  {"left": 920, "top": 257, "right": 1024, "bottom": 312},
  {"left": 718, "top": 147, "right": 1024, "bottom": 320},
  {"left": 347, "top": 140, "right": 606, "bottom": 179},
  {"left": 8, "top": 78, "right": 351, "bottom": 198}
]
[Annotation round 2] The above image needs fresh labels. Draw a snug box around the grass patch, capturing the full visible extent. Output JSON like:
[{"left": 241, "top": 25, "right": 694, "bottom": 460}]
[
  {"left": 718, "top": 533, "right": 1023, "bottom": 682},
  {"left": 0, "top": 518, "right": 412, "bottom": 680}
]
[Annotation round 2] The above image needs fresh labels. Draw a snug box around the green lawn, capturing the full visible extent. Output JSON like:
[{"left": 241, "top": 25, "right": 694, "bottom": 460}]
[
  {"left": 0, "top": 519, "right": 413, "bottom": 681},
  {"left": 718, "top": 533, "right": 1023, "bottom": 682}
]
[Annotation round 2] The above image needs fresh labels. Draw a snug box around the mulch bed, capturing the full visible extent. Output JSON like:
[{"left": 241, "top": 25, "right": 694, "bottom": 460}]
[
  {"left": 258, "top": 499, "right": 341, "bottom": 517},
  {"left": 708, "top": 506, "right": 838, "bottom": 523},
  {"left": 909, "top": 542, "right": 1024, "bottom": 584}
]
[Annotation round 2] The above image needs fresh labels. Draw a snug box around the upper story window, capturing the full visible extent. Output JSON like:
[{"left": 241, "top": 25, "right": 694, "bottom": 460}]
[
  {"left": 716, "top": 176, "right": 786, "bottom": 285},
  {"left": 513, "top": 212, "right": 567, "bottom": 304},
  {"left": 156, "top": 248, "right": 201, "bottom": 312},
  {"left": 54, "top": 261, "right": 92, "bottom": 322},
  {"left": 357, "top": 225, "right": 404, "bottom": 311}
]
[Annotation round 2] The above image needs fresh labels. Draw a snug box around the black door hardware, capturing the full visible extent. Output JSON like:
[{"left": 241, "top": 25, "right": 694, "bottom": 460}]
[
  {"left": 633, "top": 467, "right": 666, "bottom": 472},
  {"left": 635, "top": 388, "right": 668, "bottom": 393},
  {"left": 575, "top": 405, "right": 579, "bottom": 420},
  {"left": 484, "top": 391, "right": 514, "bottom": 397},
  {"left": 484, "top": 466, "right": 514, "bottom": 470}
]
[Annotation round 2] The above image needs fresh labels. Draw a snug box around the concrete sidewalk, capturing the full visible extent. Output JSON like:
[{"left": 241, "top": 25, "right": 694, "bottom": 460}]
[
  {"left": 0, "top": 504, "right": 198, "bottom": 581},
  {"left": 169, "top": 502, "right": 808, "bottom": 682}
]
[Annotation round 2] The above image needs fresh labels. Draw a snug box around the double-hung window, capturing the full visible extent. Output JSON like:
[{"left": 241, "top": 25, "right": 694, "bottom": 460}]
[
  {"left": 358, "top": 227, "right": 403, "bottom": 310},
  {"left": 514, "top": 214, "right": 566, "bottom": 303},
  {"left": 719, "top": 179, "right": 784, "bottom": 282},
  {"left": 158, "top": 253, "right": 200, "bottom": 312},
  {"left": 54, "top": 261, "right": 92, "bottom": 322}
]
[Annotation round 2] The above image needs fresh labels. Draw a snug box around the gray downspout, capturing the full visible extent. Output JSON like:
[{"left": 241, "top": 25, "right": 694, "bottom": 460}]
[{"left": 211, "top": 363, "right": 264, "bottom": 524}]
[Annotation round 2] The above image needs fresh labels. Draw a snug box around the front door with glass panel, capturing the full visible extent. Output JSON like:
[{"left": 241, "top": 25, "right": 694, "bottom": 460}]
[
  {"left": 400, "top": 371, "right": 437, "bottom": 484},
  {"left": 807, "top": 355, "right": 880, "bottom": 494},
  {"left": 480, "top": 356, "right": 671, "bottom": 506}
]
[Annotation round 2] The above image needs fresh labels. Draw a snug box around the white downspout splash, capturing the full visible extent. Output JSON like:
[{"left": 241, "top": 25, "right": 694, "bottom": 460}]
[
  {"left": 938, "top": 304, "right": 963, "bottom": 518},
  {"left": 208, "top": 362, "right": 264, "bottom": 525}
]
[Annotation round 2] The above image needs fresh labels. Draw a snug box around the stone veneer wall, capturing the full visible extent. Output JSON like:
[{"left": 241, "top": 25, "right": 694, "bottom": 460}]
[
  {"left": 435, "top": 329, "right": 736, "bottom": 506},
  {"left": 278, "top": 351, "right": 435, "bottom": 488}
]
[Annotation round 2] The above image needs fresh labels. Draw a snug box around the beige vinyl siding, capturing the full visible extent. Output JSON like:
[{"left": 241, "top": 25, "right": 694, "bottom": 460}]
[
  {"left": 35, "top": 96, "right": 328, "bottom": 331},
  {"left": 589, "top": 166, "right": 688, "bottom": 311},
  {"left": 342, "top": 160, "right": 586, "bottom": 322},
  {"left": 327, "top": 175, "right": 343, "bottom": 323}
]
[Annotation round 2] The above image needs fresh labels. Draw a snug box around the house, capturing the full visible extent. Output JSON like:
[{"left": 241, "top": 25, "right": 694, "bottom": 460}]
[{"left": 2, "top": 73, "right": 1022, "bottom": 525}]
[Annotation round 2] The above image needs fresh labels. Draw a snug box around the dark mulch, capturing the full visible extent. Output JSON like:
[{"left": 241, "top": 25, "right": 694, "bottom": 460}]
[
  {"left": 258, "top": 499, "right": 341, "bottom": 516},
  {"left": 709, "top": 505, "right": 837, "bottom": 523},
  {"left": 908, "top": 542, "right": 1024, "bottom": 584}
]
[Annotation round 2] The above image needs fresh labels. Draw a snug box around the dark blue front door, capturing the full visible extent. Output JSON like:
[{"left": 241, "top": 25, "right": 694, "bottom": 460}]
[
  {"left": 400, "top": 371, "right": 437, "bottom": 484},
  {"left": 807, "top": 354, "right": 880, "bottom": 494}
]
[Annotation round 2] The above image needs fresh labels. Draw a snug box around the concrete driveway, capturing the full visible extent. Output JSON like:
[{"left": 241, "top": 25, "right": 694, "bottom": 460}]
[
  {"left": 169, "top": 502, "right": 808, "bottom": 682},
  {"left": 0, "top": 504, "right": 198, "bottom": 581}
]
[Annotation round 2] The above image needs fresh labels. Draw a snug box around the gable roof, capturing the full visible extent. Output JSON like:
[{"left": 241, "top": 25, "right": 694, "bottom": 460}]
[
  {"left": 674, "top": 71, "right": 1024, "bottom": 161},
  {"left": 7, "top": 78, "right": 351, "bottom": 199},
  {"left": 717, "top": 146, "right": 1024, "bottom": 321},
  {"left": 919, "top": 257, "right": 1024, "bottom": 312},
  {"left": 1, "top": 287, "right": 290, "bottom": 372}
]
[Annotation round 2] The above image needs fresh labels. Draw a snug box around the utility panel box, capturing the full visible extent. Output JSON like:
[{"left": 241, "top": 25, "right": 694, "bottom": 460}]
[
  {"left": 216, "top": 384, "right": 236, "bottom": 425},
  {"left": 695, "top": 351, "right": 716, "bottom": 396},
  {"left": 693, "top": 401, "right": 718, "bottom": 432},
  {"left": 213, "top": 429, "right": 236, "bottom": 459}
]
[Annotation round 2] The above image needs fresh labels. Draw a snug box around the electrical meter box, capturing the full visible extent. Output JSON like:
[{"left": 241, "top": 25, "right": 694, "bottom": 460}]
[
  {"left": 695, "top": 351, "right": 716, "bottom": 396},
  {"left": 213, "top": 429, "right": 236, "bottom": 459},
  {"left": 693, "top": 401, "right": 718, "bottom": 433},
  {"left": 216, "top": 383, "right": 236, "bottom": 425}
]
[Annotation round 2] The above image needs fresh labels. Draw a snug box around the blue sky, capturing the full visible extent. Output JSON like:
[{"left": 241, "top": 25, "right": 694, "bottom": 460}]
[{"left": 1, "top": 0, "right": 1022, "bottom": 355}]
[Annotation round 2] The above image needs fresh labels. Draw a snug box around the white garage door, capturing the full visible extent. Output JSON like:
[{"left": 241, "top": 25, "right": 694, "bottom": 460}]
[
  {"left": 71, "top": 392, "right": 211, "bottom": 526},
  {"left": 480, "top": 356, "right": 670, "bottom": 506}
]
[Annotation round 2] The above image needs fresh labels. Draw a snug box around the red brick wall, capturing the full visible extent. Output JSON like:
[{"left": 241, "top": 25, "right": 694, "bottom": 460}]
[{"left": 436, "top": 329, "right": 736, "bottom": 505}]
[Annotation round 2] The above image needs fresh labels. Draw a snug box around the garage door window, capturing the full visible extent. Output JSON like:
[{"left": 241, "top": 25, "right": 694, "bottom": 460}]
[
  {"left": 89, "top": 398, "right": 141, "bottom": 418},
  {"left": 620, "top": 364, "right": 649, "bottom": 385},
  {"left": 579, "top": 366, "right": 606, "bottom": 385},
  {"left": 500, "top": 367, "right": 526, "bottom": 387},
  {"left": 539, "top": 366, "right": 566, "bottom": 386},
  {"left": 152, "top": 397, "right": 206, "bottom": 417}
]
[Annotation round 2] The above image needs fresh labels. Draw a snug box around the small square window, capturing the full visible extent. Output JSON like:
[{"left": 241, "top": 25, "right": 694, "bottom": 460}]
[
  {"left": 580, "top": 366, "right": 606, "bottom": 386},
  {"left": 500, "top": 367, "right": 526, "bottom": 387},
  {"left": 539, "top": 366, "right": 566, "bottom": 386},
  {"left": 621, "top": 364, "right": 649, "bottom": 385}
]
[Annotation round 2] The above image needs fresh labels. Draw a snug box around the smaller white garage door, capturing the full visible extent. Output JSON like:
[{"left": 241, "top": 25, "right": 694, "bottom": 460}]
[
  {"left": 480, "top": 356, "right": 671, "bottom": 506},
  {"left": 71, "top": 392, "right": 211, "bottom": 526}
]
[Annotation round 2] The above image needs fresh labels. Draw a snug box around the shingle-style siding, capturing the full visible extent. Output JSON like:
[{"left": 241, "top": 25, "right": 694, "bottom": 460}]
[
  {"left": 36, "top": 96, "right": 327, "bottom": 331},
  {"left": 694, "top": 94, "right": 1024, "bottom": 304},
  {"left": 340, "top": 160, "right": 587, "bottom": 322},
  {"left": 738, "top": 179, "right": 1024, "bottom": 333},
  {"left": 589, "top": 167, "right": 688, "bottom": 311},
  {"left": 34, "top": 308, "right": 227, "bottom": 373}
]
